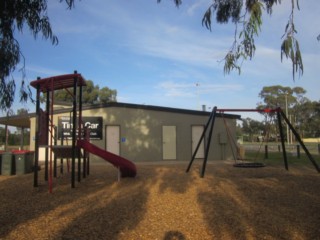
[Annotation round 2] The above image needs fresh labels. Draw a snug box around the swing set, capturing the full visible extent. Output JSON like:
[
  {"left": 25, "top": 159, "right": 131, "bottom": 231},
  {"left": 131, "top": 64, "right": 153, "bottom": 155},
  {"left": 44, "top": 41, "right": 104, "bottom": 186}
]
[
  {"left": 186, "top": 106, "right": 320, "bottom": 177},
  {"left": 221, "top": 110, "right": 273, "bottom": 168}
]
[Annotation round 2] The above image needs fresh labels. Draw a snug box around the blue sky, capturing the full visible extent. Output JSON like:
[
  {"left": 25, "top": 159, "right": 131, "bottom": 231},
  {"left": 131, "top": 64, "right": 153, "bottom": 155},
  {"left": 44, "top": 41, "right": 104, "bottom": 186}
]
[{"left": 8, "top": 0, "right": 320, "bottom": 120}]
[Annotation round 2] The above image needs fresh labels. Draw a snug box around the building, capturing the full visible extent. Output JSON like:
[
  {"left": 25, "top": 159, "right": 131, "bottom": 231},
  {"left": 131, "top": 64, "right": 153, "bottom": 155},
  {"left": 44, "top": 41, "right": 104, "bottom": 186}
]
[
  {"left": 32, "top": 102, "right": 240, "bottom": 162},
  {"left": 1, "top": 102, "right": 240, "bottom": 162}
]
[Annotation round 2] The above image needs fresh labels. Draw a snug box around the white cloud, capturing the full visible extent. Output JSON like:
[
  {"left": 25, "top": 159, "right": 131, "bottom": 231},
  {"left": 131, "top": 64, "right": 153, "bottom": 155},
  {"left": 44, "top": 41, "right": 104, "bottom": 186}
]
[
  {"left": 186, "top": 0, "right": 211, "bottom": 16},
  {"left": 156, "top": 81, "right": 244, "bottom": 98},
  {"left": 199, "top": 83, "right": 244, "bottom": 94},
  {"left": 25, "top": 65, "right": 64, "bottom": 77},
  {"left": 64, "top": 0, "right": 231, "bottom": 69},
  {"left": 156, "top": 81, "right": 196, "bottom": 97},
  {"left": 121, "top": 21, "right": 231, "bottom": 69}
]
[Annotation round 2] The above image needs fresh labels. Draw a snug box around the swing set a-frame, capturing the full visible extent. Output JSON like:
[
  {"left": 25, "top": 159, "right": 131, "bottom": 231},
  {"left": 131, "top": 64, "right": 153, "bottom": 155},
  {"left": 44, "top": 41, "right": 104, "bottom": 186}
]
[{"left": 186, "top": 106, "right": 320, "bottom": 177}]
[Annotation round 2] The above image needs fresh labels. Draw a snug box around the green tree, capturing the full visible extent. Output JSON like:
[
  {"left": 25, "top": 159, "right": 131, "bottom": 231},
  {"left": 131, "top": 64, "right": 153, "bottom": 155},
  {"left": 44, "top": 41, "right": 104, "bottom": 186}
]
[
  {"left": 82, "top": 81, "right": 99, "bottom": 104},
  {"left": 241, "top": 117, "right": 265, "bottom": 142},
  {"left": 53, "top": 80, "right": 117, "bottom": 104},
  {"left": 0, "top": 0, "right": 76, "bottom": 111},
  {"left": 53, "top": 80, "right": 99, "bottom": 104},
  {"left": 99, "top": 87, "right": 117, "bottom": 104},
  {"left": 17, "top": 108, "right": 28, "bottom": 115},
  {"left": 257, "top": 85, "right": 307, "bottom": 110},
  {"left": 257, "top": 85, "right": 320, "bottom": 139},
  {"left": 293, "top": 100, "right": 320, "bottom": 138}
]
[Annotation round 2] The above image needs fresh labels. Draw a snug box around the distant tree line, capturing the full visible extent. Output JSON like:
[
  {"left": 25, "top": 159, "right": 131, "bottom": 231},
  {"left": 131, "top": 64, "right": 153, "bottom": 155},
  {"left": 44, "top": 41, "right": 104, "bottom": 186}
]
[
  {"left": 0, "top": 108, "right": 30, "bottom": 147},
  {"left": 0, "top": 127, "right": 30, "bottom": 147},
  {"left": 41, "top": 80, "right": 117, "bottom": 105},
  {"left": 238, "top": 85, "right": 320, "bottom": 142}
]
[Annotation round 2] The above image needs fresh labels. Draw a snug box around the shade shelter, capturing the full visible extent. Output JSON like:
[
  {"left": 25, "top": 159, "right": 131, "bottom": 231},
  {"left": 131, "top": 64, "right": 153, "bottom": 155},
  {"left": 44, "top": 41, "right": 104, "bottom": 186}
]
[{"left": 0, "top": 113, "right": 34, "bottom": 151}]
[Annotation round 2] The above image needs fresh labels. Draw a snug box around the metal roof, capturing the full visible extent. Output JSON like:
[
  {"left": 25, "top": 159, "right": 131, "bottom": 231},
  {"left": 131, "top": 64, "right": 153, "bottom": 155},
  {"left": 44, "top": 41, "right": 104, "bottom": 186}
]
[
  {"left": 30, "top": 73, "right": 86, "bottom": 93},
  {"left": 51, "top": 102, "right": 241, "bottom": 119},
  {"left": 0, "top": 113, "right": 35, "bottom": 128},
  {"left": 0, "top": 102, "right": 241, "bottom": 129}
]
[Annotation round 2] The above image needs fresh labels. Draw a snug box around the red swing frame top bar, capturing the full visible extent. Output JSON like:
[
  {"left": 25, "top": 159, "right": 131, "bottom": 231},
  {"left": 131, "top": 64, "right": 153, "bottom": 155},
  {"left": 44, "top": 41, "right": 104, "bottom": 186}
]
[
  {"left": 30, "top": 73, "right": 86, "bottom": 92},
  {"left": 216, "top": 108, "right": 280, "bottom": 113}
]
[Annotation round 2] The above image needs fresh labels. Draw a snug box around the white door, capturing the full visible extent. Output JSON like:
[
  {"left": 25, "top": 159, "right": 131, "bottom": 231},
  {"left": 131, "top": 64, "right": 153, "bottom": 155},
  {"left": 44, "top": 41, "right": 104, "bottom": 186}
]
[
  {"left": 162, "top": 126, "right": 177, "bottom": 160},
  {"left": 192, "top": 125, "right": 205, "bottom": 158},
  {"left": 106, "top": 125, "right": 120, "bottom": 155}
]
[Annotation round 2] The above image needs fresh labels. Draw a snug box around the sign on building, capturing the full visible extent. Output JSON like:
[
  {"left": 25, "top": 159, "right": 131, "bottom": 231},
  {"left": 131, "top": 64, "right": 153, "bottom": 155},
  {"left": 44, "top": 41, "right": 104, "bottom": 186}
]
[{"left": 58, "top": 116, "right": 103, "bottom": 140}]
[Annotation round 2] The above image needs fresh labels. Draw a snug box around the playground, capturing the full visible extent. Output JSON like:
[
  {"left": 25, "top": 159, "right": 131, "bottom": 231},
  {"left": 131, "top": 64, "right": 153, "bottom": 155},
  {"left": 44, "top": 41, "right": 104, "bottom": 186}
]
[
  {"left": 0, "top": 72, "right": 319, "bottom": 239},
  {"left": 0, "top": 160, "right": 319, "bottom": 240}
]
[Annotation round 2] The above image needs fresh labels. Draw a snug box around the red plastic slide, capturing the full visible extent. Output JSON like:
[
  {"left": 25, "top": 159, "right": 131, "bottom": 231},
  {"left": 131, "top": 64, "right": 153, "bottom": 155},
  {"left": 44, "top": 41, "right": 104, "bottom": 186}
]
[{"left": 77, "top": 140, "right": 137, "bottom": 178}]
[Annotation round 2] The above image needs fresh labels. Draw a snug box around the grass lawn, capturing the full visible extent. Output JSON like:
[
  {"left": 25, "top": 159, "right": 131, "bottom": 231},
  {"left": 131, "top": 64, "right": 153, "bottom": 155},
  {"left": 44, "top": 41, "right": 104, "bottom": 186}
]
[{"left": 242, "top": 142, "right": 320, "bottom": 171}]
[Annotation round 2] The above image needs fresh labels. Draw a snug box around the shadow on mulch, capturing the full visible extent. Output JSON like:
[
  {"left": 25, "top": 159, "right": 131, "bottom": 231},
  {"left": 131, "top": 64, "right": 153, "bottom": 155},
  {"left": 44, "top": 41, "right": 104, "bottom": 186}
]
[
  {"left": 163, "top": 230, "right": 186, "bottom": 240},
  {"left": 59, "top": 181, "right": 149, "bottom": 239},
  {"left": 197, "top": 164, "right": 320, "bottom": 239},
  {"left": 0, "top": 165, "right": 156, "bottom": 239},
  {"left": 158, "top": 165, "right": 197, "bottom": 194}
]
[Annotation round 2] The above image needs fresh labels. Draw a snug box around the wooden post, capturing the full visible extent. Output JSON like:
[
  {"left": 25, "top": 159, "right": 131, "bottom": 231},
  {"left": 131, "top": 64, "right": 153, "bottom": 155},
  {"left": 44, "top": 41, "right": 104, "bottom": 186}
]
[
  {"left": 186, "top": 107, "right": 216, "bottom": 173},
  {"left": 34, "top": 81, "right": 41, "bottom": 187},
  {"left": 71, "top": 72, "right": 78, "bottom": 188},
  {"left": 277, "top": 109, "right": 288, "bottom": 170},
  {"left": 201, "top": 106, "right": 217, "bottom": 178},
  {"left": 265, "top": 145, "right": 268, "bottom": 159}
]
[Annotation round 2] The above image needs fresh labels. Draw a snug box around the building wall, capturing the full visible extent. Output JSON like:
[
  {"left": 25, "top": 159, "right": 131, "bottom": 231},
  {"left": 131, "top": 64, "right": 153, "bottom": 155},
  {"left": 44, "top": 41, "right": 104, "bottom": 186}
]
[{"left": 29, "top": 105, "right": 238, "bottom": 162}]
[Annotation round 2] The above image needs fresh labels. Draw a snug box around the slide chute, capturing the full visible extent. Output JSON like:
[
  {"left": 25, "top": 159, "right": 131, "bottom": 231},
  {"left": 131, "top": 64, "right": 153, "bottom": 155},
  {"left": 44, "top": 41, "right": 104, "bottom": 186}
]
[{"left": 77, "top": 140, "right": 137, "bottom": 178}]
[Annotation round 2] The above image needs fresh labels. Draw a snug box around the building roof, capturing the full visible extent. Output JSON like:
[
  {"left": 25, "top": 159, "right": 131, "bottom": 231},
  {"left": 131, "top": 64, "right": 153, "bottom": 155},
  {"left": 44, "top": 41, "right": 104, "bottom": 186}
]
[
  {"left": 81, "top": 102, "right": 241, "bottom": 119},
  {"left": 0, "top": 102, "right": 240, "bottom": 128}
]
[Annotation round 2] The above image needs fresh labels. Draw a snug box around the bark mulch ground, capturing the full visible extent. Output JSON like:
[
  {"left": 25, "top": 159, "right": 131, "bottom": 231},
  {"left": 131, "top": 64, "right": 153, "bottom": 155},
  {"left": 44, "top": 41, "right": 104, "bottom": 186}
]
[{"left": 0, "top": 160, "right": 319, "bottom": 240}]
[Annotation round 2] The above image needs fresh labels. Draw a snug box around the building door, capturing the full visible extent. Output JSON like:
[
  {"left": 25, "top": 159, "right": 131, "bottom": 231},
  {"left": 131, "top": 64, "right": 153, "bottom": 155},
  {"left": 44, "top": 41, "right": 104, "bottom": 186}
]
[
  {"left": 162, "top": 126, "right": 176, "bottom": 160},
  {"left": 105, "top": 125, "right": 120, "bottom": 155},
  {"left": 192, "top": 125, "right": 205, "bottom": 158}
]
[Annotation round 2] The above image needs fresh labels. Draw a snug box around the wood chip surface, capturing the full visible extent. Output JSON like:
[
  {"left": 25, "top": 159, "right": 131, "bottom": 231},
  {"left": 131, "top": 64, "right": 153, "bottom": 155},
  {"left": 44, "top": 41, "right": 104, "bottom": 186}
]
[{"left": 0, "top": 160, "right": 319, "bottom": 240}]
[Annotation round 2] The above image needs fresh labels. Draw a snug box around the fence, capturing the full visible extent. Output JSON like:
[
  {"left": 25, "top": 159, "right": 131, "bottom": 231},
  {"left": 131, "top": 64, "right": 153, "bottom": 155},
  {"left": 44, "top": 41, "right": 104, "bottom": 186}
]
[{"left": 242, "top": 143, "right": 320, "bottom": 158}]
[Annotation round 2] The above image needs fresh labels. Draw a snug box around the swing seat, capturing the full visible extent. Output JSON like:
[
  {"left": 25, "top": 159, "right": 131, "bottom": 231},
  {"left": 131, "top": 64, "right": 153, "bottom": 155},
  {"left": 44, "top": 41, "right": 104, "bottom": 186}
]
[{"left": 233, "top": 162, "right": 265, "bottom": 168}]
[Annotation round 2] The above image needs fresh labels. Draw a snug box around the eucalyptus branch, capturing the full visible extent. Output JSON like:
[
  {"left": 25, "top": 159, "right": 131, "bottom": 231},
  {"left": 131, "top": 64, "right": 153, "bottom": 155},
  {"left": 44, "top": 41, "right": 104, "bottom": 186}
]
[
  {"left": 223, "top": 1, "right": 263, "bottom": 75},
  {"left": 0, "top": 0, "right": 78, "bottom": 111},
  {"left": 280, "top": 0, "right": 303, "bottom": 81},
  {"left": 17, "top": 47, "right": 33, "bottom": 104}
]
